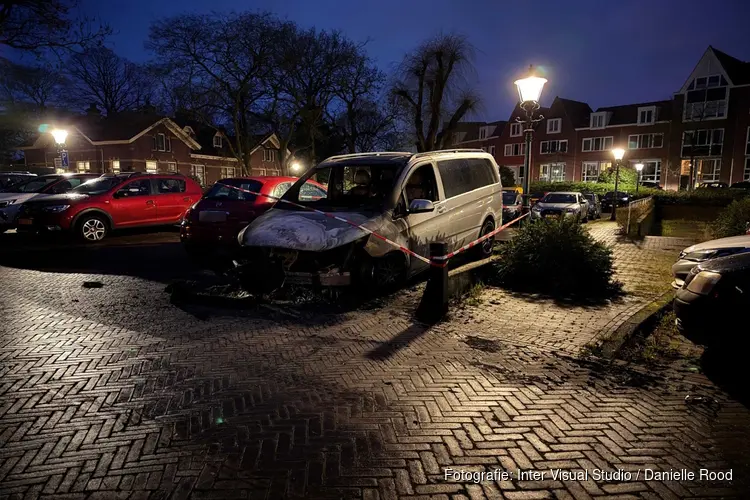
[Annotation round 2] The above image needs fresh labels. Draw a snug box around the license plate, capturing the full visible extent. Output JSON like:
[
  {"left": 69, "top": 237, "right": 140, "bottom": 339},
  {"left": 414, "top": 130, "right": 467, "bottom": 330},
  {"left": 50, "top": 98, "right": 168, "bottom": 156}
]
[
  {"left": 198, "top": 211, "right": 227, "bottom": 223},
  {"left": 545, "top": 214, "right": 560, "bottom": 219},
  {"left": 17, "top": 218, "right": 33, "bottom": 225}
]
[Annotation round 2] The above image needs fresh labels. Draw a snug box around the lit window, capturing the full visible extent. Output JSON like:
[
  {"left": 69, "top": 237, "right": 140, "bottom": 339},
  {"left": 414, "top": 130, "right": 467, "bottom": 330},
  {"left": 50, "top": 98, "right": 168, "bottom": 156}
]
[
  {"left": 111, "top": 160, "right": 120, "bottom": 174},
  {"left": 167, "top": 162, "right": 177, "bottom": 173},
  {"left": 146, "top": 161, "right": 158, "bottom": 173},
  {"left": 540, "top": 163, "right": 565, "bottom": 182},
  {"left": 631, "top": 160, "right": 661, "bottom": 182},
  {"left": 77, "top": 161, "right": 90, "bottom": 173},
  {"left": 546, "top": 118, "right": 561, "bottom": 134},
  {"left": 191, "top": 165, "right": 205, "bottom": 185},
  {"left": 510, "top": 123, "right": 522, "bottom": 137},
  {"left": 220, "top": 167, "right": 236, "bottom": 178}
]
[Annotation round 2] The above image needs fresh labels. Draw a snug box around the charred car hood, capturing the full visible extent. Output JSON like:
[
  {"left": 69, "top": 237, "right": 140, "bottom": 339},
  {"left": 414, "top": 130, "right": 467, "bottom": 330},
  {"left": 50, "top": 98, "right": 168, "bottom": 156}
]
[{"left": 239, "top": 208, "right": 382, "bottom": 252}]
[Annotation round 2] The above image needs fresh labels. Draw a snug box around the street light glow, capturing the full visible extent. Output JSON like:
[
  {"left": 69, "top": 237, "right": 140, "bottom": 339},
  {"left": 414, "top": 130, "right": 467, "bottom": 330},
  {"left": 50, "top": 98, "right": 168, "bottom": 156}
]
[
  {"left": 514, "top": 65, "right": 547, "bottom": 104},
  {"left": 50, "top": 129, "right": 68, "bottom": 146},
  {"left": 611, "top": 148, "right": 625, "bottom": 161},
  {"left": 635, "top": 163, "right": 644, "bottom": 172},
  {"left": 290, "top": 161, "right": 303, "bottom": 173}
]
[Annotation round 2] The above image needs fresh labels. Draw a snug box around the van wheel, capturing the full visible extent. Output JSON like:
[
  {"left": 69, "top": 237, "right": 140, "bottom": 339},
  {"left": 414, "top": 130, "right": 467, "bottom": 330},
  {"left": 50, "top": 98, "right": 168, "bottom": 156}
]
[
  {"left": 77, "top": 214, "right": 108, "bottom": 242},
  {"left": 474, "top": 218, "right": 495, "bottom": 259},
  {"left": 355, "top": 253, "right": 406, "bottom": 291}
]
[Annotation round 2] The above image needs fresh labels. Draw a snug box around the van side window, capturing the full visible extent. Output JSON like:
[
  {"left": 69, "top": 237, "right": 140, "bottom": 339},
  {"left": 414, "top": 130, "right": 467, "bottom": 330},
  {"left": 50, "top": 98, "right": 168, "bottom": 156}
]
[
  {"left": 438, "top": 158, "right": 497, "bottom": 199},
  {"left": 404, "top": 164, "right": 438, "bottom": 204}
]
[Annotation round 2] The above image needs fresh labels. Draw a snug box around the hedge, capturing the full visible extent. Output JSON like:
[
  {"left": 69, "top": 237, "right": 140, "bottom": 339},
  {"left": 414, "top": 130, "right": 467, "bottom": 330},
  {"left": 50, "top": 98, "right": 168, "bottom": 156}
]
[
  {"left": 710, "top": 198, "right": 750, "bottom": 238},
  {"left": 529, "top": 181, "right": 659, "bottom": 199},
  {"left": 653, "top": 189, "right": 749, "bottom": 207}
]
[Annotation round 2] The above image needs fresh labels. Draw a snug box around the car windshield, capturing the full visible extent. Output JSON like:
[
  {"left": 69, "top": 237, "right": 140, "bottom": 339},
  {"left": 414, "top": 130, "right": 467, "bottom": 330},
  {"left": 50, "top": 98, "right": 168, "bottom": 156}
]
[
  {"left": 541, "top": 193, "right": 576, "bottom": 204},
  {"left": 583, "top": 194, "right": 595, "bottom": 202},
  {"left": 4, "top": 176, "right": 59, "bottom": 193},
  {"left": 603, "top": 191, "right": 627, "bottom": 199},
  {"left": 204, "top": 179, "right": 263, "bottom": 202},
  {"left": 279, "top": 162, "right": 404, "bottom": 211},
  {"left": 72, "top": 177, "right": 123, "bottom": 195},
  {"left": 502, "top": 192, "right": 518, "bottom": 204}
]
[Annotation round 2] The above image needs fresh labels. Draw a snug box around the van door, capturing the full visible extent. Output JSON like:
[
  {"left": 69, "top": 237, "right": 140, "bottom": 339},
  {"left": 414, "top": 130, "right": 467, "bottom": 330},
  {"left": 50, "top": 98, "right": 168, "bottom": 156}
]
[
  {"left": 399, "top": 162, "right": 445, "bottom": 274},
  {"left": 436, "top": 157, "right": 500, "bottom": 249}
]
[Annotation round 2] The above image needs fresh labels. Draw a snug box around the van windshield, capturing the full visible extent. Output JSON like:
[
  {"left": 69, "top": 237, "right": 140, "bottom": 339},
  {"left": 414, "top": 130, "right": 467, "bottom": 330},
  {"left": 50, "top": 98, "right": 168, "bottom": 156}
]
[{"left": 279, "top": 163, "right": 405, "bottom": 211}]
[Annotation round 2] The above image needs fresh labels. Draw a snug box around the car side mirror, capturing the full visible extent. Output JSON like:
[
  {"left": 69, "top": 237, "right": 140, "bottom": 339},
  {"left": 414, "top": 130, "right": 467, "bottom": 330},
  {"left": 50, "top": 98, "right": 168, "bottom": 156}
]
[
  {"left": 113, "top": 189, "right": 127, "bottom": 199},
  {"left": 408, "top": 199, "right": 435, "bottom": 214}
]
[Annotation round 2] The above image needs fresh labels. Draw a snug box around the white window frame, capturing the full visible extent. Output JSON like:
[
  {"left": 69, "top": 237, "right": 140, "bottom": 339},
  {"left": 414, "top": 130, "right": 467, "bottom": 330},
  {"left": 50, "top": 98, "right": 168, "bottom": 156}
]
[
  {"left": 111, "top": 160, "right": 120, "bottom": 174},
  {"left": 637, "top": 106, "right": 656, "bottom": 125},
  {"left": 167, "top": 162, "right": 177, "bottom": 173},
  {"left": 539, "top": 163, "right": 565, "bottom": 182},
  {"left": 590, "top": 112, "right": 607, "bottom": 129},
  {"left": 581, "top": 136, "right": 613, "bottom": 152},
  {"left": 581, "top": 161, "right": 600, "bottom": 182},
  {"left": 628, "top": 133, "right": 664, "bottom": 150},
  {"left": 746, "top": 126, "right": 750, "bottom": 156},
  {"left": 697, "top": 158, "right": 721, "bottom": 182},
  {"left": 166, "top": 136, "right": 171, "bottom": 152},
  {"left": 631, "top": 159, "right": 661, "bottom": 183},
  {"left": 510, "top": 122, "right": 522, "bottom": 137},
  {"left": 546, "top": 118, "right": 562, "bottom": 134},
  {"left": 76, "top": 161, "right": 90, "bottom": 173},
  {"left": 479, "top": 128, "right": 487, "bottom": 140},
  {"left": 263, "top": 148, "right": 275, "bottom": 162},
  {"left": 504, "top": 143, "right": 526, "bottom": 156},
  {"left": 213, "top": 134, "right": 222, "bottom": 148},
  {"left": 681, "top": 128, "right": 724, "bottom": 157},
  {"left": 146, "top": 161, "right": 158, "bottom": 173},
  {"left": 220, "top": 166, "right": 235, "bottom": 178},
  {"left": 489, "top": 145, "right": 495, "bottom": 156},
  {"left": 744, "top": 157, "right": 750, "bottom": 181},
  {"left": 156, "top": 133, "right": 166, "bottom": 152},
  {"left": 683, "top": 74, "right": 729, "bottom": 122},
  {"left": 191, "top": 164, "right": 205, "bottom": 185},
  {"left": 539, "top": 140, "right": 568, "bottom": 155}
]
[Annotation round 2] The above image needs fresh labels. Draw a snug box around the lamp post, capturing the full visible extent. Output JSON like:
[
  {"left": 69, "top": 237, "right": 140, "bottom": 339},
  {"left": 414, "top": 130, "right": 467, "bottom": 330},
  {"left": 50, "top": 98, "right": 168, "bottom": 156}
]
[
  {"left": 610, "top": 148, "right": 625, "bottom": 221},
  {"left": 50, "top": 129, "right": 69, "bottom": 172},
  {"left": 634, "top": 163, "right": 644, "bottom": 195},
  {"left": 289, "top": 161, "right": 303, "bottom": 175},
  {"left": 514, "top": 65, "right": 547, "bottom": 220}
]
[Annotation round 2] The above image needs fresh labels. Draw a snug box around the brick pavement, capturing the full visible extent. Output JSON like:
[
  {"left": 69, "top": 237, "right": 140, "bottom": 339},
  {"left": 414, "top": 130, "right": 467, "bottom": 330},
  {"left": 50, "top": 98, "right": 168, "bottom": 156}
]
[
  {"left": 454, "top": 222, "right": 697, "bottom": 354},
  {"left": 2, "top": 228, "right": 750, "bottom": 499}
]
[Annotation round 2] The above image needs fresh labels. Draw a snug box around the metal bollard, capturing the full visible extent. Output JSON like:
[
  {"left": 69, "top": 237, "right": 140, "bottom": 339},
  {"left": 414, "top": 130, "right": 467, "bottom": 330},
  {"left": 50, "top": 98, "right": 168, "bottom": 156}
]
[{"left": 416, "top": 241, "right": 449, "bottom": 323}]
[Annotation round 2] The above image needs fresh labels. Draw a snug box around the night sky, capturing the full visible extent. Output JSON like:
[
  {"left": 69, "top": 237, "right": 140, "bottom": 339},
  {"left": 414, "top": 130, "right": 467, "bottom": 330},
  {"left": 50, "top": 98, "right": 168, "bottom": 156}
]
[{"left": 79, "top": 0, "right": 749, "bottom": 120}]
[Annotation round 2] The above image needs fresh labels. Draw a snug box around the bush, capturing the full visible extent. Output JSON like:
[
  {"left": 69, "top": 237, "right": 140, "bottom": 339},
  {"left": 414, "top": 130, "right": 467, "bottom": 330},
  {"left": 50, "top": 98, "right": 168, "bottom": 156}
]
[
  {"left": 529, "top": 181, "right": 658, "bottom": 200},
  {"left": 711, "top": 198, "right": 750, "bottom": 238},
  {"left": 597, "top": 165, "right": 638, "bottom": 187},
  {"left": 654, "top": 189, "right": 748, "bottom": 207},
  {"left": 492, "top": 218, "right": 621, "bottom": 298}
]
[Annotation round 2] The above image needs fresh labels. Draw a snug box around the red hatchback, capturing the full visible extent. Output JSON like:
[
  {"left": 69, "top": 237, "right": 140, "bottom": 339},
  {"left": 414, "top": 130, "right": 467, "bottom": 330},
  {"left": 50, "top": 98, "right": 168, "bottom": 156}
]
[
  {"left": 181, "top": 176, "right": 326, "bottom": 268},
  {"left": 17, "top": 173, "right": 203, "bottom": 242}
]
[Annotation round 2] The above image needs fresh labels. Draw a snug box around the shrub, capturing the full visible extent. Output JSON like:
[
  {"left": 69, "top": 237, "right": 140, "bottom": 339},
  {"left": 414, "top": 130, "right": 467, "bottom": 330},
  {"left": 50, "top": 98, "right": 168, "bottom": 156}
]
[
  {"left": 711, "top": 198, "right": 750, "bottom": 238},
  {"left": 492, "top": 218, "right": 621, "bottom": 298},
  {"left": 654, "top": 189, "right": 748, "bottom": 207},
  {"left": 597, "top": 165, "right": 638, "bottom": 187},
  {"left": 529, "top": 181, "right": 657, "bottom": 200}
]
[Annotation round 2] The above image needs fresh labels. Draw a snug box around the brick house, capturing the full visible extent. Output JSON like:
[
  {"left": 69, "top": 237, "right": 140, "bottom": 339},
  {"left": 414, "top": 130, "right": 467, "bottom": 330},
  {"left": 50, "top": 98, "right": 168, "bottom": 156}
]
[
  {"left": 576, "top": 100, "right": 672, "bottom": 187},
  {"left": 20, "top": 110, "right": 285, "bottom": 186},
  {"left": 453, "top": 45, "right": 750, "bottom": 190}
]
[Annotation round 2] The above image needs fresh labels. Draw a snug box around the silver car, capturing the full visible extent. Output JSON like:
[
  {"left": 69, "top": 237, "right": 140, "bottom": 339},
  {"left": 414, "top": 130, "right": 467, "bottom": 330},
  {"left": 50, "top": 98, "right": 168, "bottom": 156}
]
[
  {"left": 237, "top": 150, "right": 503, "bottom": 288},
  {"left": 671, "top": 234, "right": 750, "bottom": 288},
  {"left": 530, "top": 191, "right": 589, "bottom": 222}
]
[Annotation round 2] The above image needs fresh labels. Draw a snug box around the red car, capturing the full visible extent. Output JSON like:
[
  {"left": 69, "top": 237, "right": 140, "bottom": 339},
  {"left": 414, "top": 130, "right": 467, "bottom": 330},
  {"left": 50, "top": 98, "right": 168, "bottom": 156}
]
[
  {"left": 180, "top": 176, "right": 326, "bottom": 268},
  {"left": 17, "top": 173, "right": 203, "bottom": 242}
]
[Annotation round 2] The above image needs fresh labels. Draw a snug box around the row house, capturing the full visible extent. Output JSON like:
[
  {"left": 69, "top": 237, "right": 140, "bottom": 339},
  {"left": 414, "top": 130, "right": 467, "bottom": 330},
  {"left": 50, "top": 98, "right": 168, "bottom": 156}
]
[
  {"left": 20, "top": 109, "right": 285, "bottom": 186},
  {"left": 450, "top": 45, "right": 750, "bottom": 190}
]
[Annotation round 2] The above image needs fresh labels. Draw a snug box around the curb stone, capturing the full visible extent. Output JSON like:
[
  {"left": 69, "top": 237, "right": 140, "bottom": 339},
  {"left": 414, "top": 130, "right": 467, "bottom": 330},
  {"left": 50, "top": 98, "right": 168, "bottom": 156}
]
[{"left": 590, "top": 288, "right": 675, "bottom": 359}]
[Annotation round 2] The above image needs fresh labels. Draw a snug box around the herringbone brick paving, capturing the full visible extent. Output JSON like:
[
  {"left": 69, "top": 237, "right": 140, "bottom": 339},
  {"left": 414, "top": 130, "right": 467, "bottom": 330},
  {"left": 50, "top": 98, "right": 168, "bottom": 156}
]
[{"left": 1, "top": 225, "right": 749, "bottom": 499}]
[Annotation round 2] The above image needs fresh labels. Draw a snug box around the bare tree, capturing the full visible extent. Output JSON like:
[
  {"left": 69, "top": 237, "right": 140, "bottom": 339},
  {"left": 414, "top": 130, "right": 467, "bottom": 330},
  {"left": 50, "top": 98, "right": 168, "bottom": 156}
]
[
  {"left": 148, "top": 12, "right": 281, "bottom": 174},
  {"left": 392, "top": 34, "right": 479, "bottom": 152},
  {"left": 0, "top": 61, "right": 68, "bottom": 110},
  {"left": 0, "top": 0, "right": 109, "bottom": 55},
  {"left": 66, "top": 47, "right": 152, "bottom": 115}
]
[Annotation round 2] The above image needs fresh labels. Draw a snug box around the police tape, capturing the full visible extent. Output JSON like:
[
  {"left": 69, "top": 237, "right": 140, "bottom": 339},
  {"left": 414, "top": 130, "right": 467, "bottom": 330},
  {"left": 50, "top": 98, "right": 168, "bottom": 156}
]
[{"left": 214, "top": 182, "right": 528, "bottom": 267}]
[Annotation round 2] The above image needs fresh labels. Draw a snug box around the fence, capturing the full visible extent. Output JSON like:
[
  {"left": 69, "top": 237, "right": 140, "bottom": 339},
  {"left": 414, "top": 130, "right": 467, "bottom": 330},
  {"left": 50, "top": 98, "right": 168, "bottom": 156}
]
[{"left": 617, "top": 196, "right": 654, "bottom": 238}]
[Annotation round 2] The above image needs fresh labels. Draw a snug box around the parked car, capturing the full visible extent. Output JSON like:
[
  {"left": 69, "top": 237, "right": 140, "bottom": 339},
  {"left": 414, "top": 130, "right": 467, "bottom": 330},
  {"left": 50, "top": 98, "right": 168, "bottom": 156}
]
[
  {"left": 502, "top": 191, "right": 523, "bottom": 221},
  {"left": 530, "top": 192, "right": 589, "bottom": 222},
  {"left": 0, "top": 173, "right": 100, "bottom": 232},
  {"left": 181, "top": 176, "right": 327, "bottom": 270},
  {"left": 639, "top": 181, "right": 663, "bottom": 190},
  {"left": 671, "top": 234, "right": 750, "bottom": 288},
  {"left": 697, "top": 181, "right": 729, "bottom": 189},
  {"left": 16, "top": 173, "right": 202, "bottom": 242},
  {"left": 730, "top": 181, "right": 750, "bottom": 190},
  {"left": 0, "top": 171, "right": 36, "bottom": 190},
  {"left": 582, "top": 193, "right": 602, "bottom": 219},
  {"left": 529, "top": 192, "right": 547, "bottom": 205},
  {"left": 674, "top": 251, "right": 750, "bottom": 344},
  {"left": 236, "top": 150, "right": 504, "bottom": 289},
  {"left": 600, "top": 191, "right": 631, "bottom": 212}
]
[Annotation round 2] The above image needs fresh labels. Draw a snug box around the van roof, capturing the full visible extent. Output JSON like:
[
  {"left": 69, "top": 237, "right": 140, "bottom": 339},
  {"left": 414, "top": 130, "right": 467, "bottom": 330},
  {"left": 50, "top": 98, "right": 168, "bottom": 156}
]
[{"left": 322, "top": 149, "right": 491, "bottom": 167}]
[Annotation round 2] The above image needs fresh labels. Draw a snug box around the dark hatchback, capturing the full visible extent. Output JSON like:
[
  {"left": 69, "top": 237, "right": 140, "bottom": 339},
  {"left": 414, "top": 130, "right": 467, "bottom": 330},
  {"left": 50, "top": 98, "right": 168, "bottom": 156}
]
[
  {"left": 502, "top": 191, "right": 523, "bottom": 221},
  {"left": 674, "top": 252, "right": 750, "bottom": 345},
  {"left": 600, "top": 191, "right": 630, "bottom": 212}
]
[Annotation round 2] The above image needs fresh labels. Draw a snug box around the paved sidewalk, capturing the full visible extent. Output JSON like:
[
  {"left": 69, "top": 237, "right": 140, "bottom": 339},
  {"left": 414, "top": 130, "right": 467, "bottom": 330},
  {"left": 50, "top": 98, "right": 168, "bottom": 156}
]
[{"left": 453, "top": 221, "right": 697, "bottom": 354}]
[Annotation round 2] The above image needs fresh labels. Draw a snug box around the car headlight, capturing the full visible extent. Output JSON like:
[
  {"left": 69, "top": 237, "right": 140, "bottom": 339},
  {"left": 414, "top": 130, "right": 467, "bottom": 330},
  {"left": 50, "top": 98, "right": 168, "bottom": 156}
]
[
  {"left": 0, "top": 199, "right": 17, "bottom": 208},
  {"left": 685, "top": 271, "right": 721, "bottom": 295},
  {"left": 681, "top": 249, "right": 719, "bottom": 262},
  {"left": 42, "top": 205, "right": 70, "bottom": 213}
]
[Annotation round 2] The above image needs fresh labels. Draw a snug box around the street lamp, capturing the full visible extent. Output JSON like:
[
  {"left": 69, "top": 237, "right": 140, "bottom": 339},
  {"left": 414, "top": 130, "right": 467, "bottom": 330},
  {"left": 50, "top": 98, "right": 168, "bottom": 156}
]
[
  {"left": 634, "top": 163, "right": 644, "bottom": 194},
  {"left": 50, "top": 129, "right": 68, "bottom": 148},
  {"left": 289, "top": 161, "right": 303, "bottom": 174},
  {"left": 514, "top": 65, "right": 547, "bottom": 219},
  {"left": 610, "top": 148, "right": 625, "bottom": 221}
]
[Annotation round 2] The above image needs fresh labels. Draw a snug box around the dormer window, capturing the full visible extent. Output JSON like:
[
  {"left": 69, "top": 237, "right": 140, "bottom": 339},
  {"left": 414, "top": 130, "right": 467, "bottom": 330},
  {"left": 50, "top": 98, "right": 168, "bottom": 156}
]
[
  {"left": 638, "top": 106, "right": 656, "bottom": 125},
  {"left": 510, "top": 123, "right": 522, "bottom": 137},
  {"left": 590, "top": 112, "right": 607, "bottom": 129},
  {"left": 546, "top": 118, "right": 561, "bottom": 134},
  {"left": 213, "top": 134, "right": 222, "bottom": 148},
  {"left": 479, "top": 127, "right": 487, "bottom": 140}
]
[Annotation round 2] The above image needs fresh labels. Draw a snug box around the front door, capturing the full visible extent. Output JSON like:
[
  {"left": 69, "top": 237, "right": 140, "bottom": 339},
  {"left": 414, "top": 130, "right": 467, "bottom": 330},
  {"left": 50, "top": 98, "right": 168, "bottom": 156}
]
[
  {"left": 109, "top": 178, "right": 157, "bottom": 227},
  {"left": 400, "top": 162, "right": 445, "bottom": 274}
]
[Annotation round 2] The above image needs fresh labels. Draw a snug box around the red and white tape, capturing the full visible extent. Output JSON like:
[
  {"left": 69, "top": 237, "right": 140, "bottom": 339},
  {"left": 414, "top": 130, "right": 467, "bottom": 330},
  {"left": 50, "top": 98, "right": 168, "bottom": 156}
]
[{"left": 215, "top": 182, "right": 527, "bottom": 267}]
